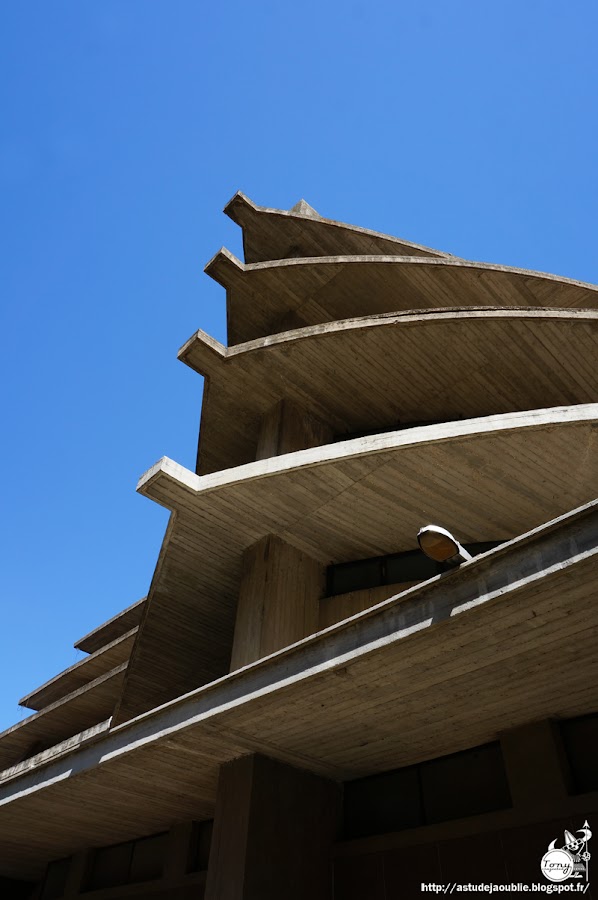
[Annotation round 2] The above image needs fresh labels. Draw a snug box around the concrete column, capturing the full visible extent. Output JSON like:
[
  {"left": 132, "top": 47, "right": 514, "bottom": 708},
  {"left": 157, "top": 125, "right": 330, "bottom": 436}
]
[
  {"left": 500, "top": 719, "right": 572, "bottom": 808},
  {"left": 205, "top": 754, "right": 340, "bottom": 900},
  {"left": 230, "top": 534, "right": 325, "bottom": 671},
  {"left": 256, "top": 399, "right": 333, "bottom": 461}
]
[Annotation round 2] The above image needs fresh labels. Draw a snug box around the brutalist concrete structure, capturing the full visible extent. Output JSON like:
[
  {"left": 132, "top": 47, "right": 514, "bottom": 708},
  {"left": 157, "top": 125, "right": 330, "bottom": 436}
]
[{"left": 1, "top": 195, "right": 598, "bottom": 898}]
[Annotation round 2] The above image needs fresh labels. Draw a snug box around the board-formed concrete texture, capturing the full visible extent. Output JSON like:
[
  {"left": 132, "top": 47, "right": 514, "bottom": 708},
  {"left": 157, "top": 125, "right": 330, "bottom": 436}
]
[{"left": 2, "top": 195, "right": 598, "bottom": 898}]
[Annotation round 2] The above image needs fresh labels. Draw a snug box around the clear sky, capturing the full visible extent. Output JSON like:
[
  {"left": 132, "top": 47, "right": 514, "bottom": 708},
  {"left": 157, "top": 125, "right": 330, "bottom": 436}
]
[{"left": 1, "top": 1, "right": 597, "bottom": 731}]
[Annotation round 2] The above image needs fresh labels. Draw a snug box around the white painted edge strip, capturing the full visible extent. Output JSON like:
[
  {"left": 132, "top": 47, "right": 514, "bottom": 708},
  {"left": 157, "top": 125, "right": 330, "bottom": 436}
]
[{"left": 137, "top": 403, "right": 598, "bottom": 504}]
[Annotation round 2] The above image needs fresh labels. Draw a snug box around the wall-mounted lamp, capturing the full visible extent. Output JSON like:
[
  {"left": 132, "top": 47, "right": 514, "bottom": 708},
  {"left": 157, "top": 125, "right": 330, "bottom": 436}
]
[{"left": 417, "top": 525, "right": 472, "bottom": 567}]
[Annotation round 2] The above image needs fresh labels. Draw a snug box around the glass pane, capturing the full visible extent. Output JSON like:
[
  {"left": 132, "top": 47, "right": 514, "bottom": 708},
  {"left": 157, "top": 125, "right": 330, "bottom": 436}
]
[
  {"left": 329, "top": 559, "right": 383, "bottom": 596},
  {"left": 129, "top": 833, "right": 166, "bottom": 883},
  {"left": 385, "top": 551, "right": 437, "bottom": 584},
  {"left": 421, "top": 743, "right": 511, "bottom": 824},
  {"left": 344, "top": 766, "right": 423, "bottom": 839},
  {"left": 87, "top": 842, "right": 133, "bottom": 890}
]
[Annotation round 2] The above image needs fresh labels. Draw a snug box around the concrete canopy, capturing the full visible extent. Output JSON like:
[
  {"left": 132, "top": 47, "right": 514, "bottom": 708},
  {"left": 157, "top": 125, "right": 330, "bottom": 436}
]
[
  {"left": 1, "top": 498, "right": 597, "bottom": 879},
  {"left": 110, "top": 404, "right": 598, "bottom": 725},
  {"left": 179, "top": 308, "right": 598, "bottom": 473}
]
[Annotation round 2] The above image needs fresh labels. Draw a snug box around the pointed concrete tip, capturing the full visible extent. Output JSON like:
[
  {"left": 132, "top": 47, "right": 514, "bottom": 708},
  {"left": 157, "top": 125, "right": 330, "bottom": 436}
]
[{"left": 289, "top": 199, "right": 321, "bottom": 218}]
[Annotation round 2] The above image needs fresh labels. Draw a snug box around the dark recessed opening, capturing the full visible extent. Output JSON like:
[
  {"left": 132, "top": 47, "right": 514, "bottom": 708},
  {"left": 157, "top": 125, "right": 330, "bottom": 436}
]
[
  {"left": 327, "top": 542, "right": 503, "bottom": 597},
  {"left": 343, "top": 742, "right": 511, "bottom": 840},
  {"left": 85, "top": 831, "right": 166, "bottom": 891},
  {"left": 187, "top": 820, "right": 214, "bottom": 873},
  {"left": 41, "top": 858, "right": 70, "bottom": 900},
  {"left": 560, "top": 712, "right": 598, "bottom": 794}
]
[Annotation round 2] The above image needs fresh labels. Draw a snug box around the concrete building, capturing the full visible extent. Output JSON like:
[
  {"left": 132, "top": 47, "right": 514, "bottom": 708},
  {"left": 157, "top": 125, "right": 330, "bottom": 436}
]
[{"left": 1, "top": 194, "right": 598, "bottom": 898}]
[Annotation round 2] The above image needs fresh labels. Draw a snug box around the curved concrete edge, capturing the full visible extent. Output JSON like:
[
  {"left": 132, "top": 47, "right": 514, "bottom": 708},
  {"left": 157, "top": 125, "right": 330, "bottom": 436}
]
[
  {"left": 223, "top": 190, "right": 455, "bottom": 259},
  {"left": 205, "top": 249, "right": 598, "bottom": 298},
  {"left": 137, "top": 403, "right": 598, "bottom": 510},
  {"left": 178, "top": 307, "right": 598, "bottom": 377}
]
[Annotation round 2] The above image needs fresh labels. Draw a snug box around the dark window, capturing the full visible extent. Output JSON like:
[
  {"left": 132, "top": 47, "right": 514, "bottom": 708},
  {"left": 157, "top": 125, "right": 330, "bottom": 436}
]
[
  {"left": 342, "top": 742, "right": 511, "bottom": 839},
  {"left": 129, "top": 832, "right": 166, "bottom": 882},
  {"left": 344, "top": 766, "right": 423, "bottom": 839},
  {"left": 385, "top": 549, "right": 435, "bottom": 585},
  {"left": 327, "top": 543, "right": 503, "bottom": 597},
  {"left": 41, "top": 858, "right": 70, "bottom": 900},
  {"left": 329, "top": 558, "right": 384, "bottom": 595},
  {"left": 420, "top": 743, "right": 511, "bottom": 825},
  {"left": 87, "top": 842, "right": 133, "bottom": 890},
  {"left": 560, "top": 712, "right": 598, "bottom": 793},
  {"left": 187, "top": 820, "right": 214, "bottom": 873},
  {"left": 85, "top": 831, "right": 166, "bottom": 891}
]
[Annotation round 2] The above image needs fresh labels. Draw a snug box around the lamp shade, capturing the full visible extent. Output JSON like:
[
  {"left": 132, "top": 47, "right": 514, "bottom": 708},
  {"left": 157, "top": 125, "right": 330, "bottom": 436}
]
[{"left": 417, "top": 525, "right": 470, "bottom": 564}]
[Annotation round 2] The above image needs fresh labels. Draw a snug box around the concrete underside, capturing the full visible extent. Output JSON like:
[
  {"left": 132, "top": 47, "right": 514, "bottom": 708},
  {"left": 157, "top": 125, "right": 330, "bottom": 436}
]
[{"left": 1, "top": 500, "right": 598, "bottom": 880}]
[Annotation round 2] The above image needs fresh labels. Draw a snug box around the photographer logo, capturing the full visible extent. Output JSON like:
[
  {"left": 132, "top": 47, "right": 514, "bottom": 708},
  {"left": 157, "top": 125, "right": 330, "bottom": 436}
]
[{"left": 540, "top": 821, "right": 592, "bottom": 884}]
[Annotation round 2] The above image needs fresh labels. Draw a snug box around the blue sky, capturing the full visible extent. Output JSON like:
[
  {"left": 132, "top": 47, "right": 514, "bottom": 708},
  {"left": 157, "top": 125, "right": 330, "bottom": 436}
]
[{"left": 1, "top": 1, "right": 597, "bottom": 731}]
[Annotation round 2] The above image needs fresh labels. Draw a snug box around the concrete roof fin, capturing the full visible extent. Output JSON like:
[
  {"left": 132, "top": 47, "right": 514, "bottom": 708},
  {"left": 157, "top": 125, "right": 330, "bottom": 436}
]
[{"left": 289, "top": 199, "right": 321, "bottom": 218}]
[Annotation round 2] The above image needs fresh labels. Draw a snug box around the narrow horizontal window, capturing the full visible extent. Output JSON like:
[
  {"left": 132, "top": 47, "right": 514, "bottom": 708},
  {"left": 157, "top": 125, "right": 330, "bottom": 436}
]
[
  {"left": 420, "top": 743, "right": 511, "bottom": 825},
  {"left": 344, "top": 766, "right": 423, "bottom": 839},
  {"left": 327, "top": 542, "right": 503, "bottom": 597},
  {"left": 85, "top": 830, "right": 166, "bottom": 891},
  {"left": 342, "top": 741, "right": 511, "bottom": 839}
]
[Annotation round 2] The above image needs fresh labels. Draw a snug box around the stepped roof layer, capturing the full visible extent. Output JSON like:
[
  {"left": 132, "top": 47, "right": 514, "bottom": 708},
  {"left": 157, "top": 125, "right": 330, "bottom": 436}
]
[
  {"left": 223, "top": 191, "right": 454, "bottom": 263},
  {"left": 19, "top": 628, "right": 137, "bottom": 712},
  {"left": 207, "top": 249, "right": 598, "bottom": 345},
  {"left": 73, "top": 596, "right": 145, "bottom": 654},
  {"left": 181, "top": 308, "right": 598, "bottom": 474},
  {"left": 0, "top": 664, "right": 126, "bottom": 773},
  {"left": 3, "top": 195, "right": 598, "bottom": 881}
]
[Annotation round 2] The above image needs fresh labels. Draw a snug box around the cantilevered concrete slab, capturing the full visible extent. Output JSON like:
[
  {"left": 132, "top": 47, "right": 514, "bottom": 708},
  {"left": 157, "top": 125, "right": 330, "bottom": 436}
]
[
  {"left": 112, "top": 405, "right": 598, "bottom": 725},
  {"left": 0, "top": 664, "right": 126, "bottom": 773},
  {"left": 74, "top": 597, "right": 145, "bottom": 654},
  {"left": 206, "top": 250, "right": 598, "bottom": 344},
  {"left": 1, "top": 500, "right": 597, "bottom": 879},
  {"left": 180, "top": 308, "right": 598, "bottom": 473},
  {"left": 19, "top": 628, "right": 137, "bottom": 712},
  {"left": 224, "top": 191, "right": 453, "bottom": 263}
]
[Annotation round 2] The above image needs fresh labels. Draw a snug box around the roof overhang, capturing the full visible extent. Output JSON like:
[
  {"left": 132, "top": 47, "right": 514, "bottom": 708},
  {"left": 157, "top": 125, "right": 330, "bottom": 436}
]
[
  {"left": 1, "top": 498, "right": 598, "bottom": 878},
  {"left": 222, "top": 191, "right": 452, "bottom": 263},
  {"left": 178, "top": 308, "right": 598, "bottom": 473},
  {"left": 205, "top": 250, "right": 598, "bottom": 343},
  {"left": 111, "top": 404, "right": 598, "bottom": 726}
]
